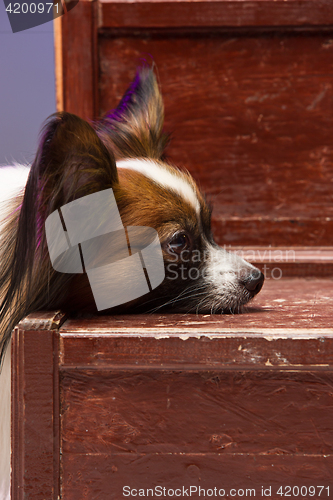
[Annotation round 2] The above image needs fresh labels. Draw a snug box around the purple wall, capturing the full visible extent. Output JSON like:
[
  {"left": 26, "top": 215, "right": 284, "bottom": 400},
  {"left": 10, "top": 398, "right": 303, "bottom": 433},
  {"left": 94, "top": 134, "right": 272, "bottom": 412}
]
[{"left": 0, "top": 3, "right": 55, "bottom": 165}]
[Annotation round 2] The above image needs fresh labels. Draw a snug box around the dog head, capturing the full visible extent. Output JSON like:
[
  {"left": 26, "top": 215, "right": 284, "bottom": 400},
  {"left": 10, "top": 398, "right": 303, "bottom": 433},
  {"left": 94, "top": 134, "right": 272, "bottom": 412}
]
[
  {"left": 0, "top": 67, "right": 264, "bottom": 356},
  {"left": 96, "top": 67, "right": 264, "bottom": 313}
]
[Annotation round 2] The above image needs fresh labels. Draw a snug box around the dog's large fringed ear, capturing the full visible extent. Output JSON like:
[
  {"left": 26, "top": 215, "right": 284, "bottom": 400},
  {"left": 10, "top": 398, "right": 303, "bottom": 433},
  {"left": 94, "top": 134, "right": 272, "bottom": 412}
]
[
  {"left": 97, "top": 66, "right": 169, "bottom": 160},
  {"left": 21, "top": 112, "right": 119, "bottom": 266},
  {"left": 28, "top": 112, "right": 118, "bottom": 213},
  {"left": 0, "top": 112, "right": 118, "bottom": 364}
]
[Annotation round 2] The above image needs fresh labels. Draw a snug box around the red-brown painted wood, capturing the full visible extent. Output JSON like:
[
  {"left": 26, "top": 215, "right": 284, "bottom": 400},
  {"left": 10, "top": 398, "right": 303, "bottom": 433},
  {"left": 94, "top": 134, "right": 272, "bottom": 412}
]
[
  {"left": 11, "top": 277, "right": 333, "bottom": 499},
  {"left": 232, "top": 246, "right": 333, "bottom": 276},
  {"left": 59, "top": 278, "right": 333, "bottom": 369},
  {"left": 11, "top": 312, "right": 66, "bottom": 500},
  {"left": 62, "top": 454, "right": 333, "bottom": 500},
  {"left": 55, "top": 0, "right": 333, "bottom": 247},
  {"left": 19, "top": 2, "right": 333, "bottom": 497},
  {"left": 98, "top": 32, "right": 333, "bottom": 246},
  {"left": 98, "top": 0, "right": 333, "bottom": 29},
  {"left": 59, "top": 1, "right": 98, "bottom": 120},
  {"left": 60, "top": 370, "right": 333, "bottom": 499},
  {"left": 60, "top": 369, "right": 333, "bottom": 456}
]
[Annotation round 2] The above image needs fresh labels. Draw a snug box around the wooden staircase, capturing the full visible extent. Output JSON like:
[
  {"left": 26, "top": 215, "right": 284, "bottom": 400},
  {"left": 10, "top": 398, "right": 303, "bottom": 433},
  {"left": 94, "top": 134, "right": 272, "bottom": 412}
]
[{"left": 12, "top": 1, "right": 333, "bottom": 498}]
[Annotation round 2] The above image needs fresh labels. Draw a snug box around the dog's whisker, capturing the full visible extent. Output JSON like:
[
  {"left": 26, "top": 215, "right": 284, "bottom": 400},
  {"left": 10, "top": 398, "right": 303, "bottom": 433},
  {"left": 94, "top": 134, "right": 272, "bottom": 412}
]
[{"left": 146, "top": 288, "right": 209, "bottom": 313}]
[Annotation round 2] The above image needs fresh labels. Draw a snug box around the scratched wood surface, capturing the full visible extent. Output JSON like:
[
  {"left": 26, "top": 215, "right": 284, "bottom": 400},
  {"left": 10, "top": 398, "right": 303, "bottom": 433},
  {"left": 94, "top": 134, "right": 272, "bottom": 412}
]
[
  {"left": 232, "top": 246, "right": 333, "bottom": 277},
  {"left": 56, "top": 1, "right": 98, "bottom": 120},
  {"left": 19, "top": 1, "right": 333, "bottom": 497},
  {"left": 98, "top": 32, "right": 333, "bottom": 246},
  {"left": 11, "top": 277, "right": 333, "bottom": 499},
  {"left": 58, "top": 279, "right": 333, "bottom": 498},
  {"left": 11, "top": 313, "right": 64, "bottom": 500},
  {"left": 60, "top": 370, "right": 333, "bottom": 498},
  {"left": 55, "top": 0, "right": 333, "bottom": 247},
  {"left": 58, "top": 277, "right": 333, "bottom": 371},
  {"left": 98, "top": 0, "right": 333, "bottom": 29},
  {"left": 62, "top": 455, "right": 333, "bottom": 499},
  {"left": 60, "top": 277, "right": 333, "bottom": 335}
]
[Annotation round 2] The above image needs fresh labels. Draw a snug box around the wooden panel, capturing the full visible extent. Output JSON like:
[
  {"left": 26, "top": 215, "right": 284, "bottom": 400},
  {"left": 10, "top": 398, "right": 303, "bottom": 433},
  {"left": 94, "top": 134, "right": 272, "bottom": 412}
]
[
  {"left": 61, "top": 370, "right": 333, "bottom": 455},
  {"left": 11, "top": 312, "right": 65, "bottom": 500},
  {"left": 60, "top": 331, "right": 333, "bottom": 370},
  {"left": 232, "top": 246, "right": 333, "bottom": 277},
  {"left": 99, "top": 32, "right": 333, "bottom": 246},
  {"left": 58, "top": 280, "right": 333, "bottom": 500},
  {"left": 55, "top": 1, "right": 98, "bottom": 119},
  {"left": 60, "top": 369, "right": 333, "bottom": 499},
  {"left": 212, "top": 218, "right": 333, "bottom": 247},
  {"left": 98, "top": 0, "right": 333, "bottom": 29},
  {"left": 59, "top": 278, "right": 333, "bottom": 370},
  {"left": 11, "top": 286, "right": 333, "bottom": 499},
  {"left": 62, "top": 454, "right": 333, "bottom": 500},
  {"left": 60, "top": 331, "right": 333, "bottom": 371}
]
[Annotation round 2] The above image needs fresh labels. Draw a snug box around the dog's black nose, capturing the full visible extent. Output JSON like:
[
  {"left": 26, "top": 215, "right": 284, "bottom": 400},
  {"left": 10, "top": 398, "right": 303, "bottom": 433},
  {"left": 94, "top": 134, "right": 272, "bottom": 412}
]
[{"left": 243, "top": 270, "right": 264, "bottom": 295}]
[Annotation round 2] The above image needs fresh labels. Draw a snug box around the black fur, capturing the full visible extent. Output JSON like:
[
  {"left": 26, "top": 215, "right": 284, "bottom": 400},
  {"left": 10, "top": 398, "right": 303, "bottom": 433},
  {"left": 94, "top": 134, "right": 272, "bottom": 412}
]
[{"left": 0, "top": 114, "right": 118, "bottom": 362}]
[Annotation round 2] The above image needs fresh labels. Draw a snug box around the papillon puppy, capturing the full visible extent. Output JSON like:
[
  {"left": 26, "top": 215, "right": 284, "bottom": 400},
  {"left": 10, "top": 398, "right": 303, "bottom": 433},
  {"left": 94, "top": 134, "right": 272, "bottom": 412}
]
[{"left": 0, "top": 66, "right": 264, "bottom": 499}]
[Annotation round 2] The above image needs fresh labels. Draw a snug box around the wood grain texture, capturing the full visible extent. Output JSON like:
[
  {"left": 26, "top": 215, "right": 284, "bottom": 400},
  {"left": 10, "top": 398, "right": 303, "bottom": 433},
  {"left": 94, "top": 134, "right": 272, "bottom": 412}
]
[
  {"left": 11, "top": 326, "right": 60, "bottom": 500},
  {"left": 62, "top": 454, "right": 333, "bottom": 500},
  {"left": 19, "top": 5, "right": 333, "bottom": 495},
  {"left": 98, "top": 0, "right": 333, "bottom": 29},
  {"left": 59, "top": 369, "right": 333, "bottom": 498},
  {"left": 58, "top": 1, "right": 98, "bottom": 119},
  {"left": 60, "top": 369, "right": 333, "bottom": 455},
  {"left": 59, "top": 332, "right": 333, "bottom": 371},
  {"left": 17, "top": 310, "right": 67, "bottom": 331},
  {"left": 59, "top": 278, "right": 333, "bottom": 369},
  {"left": 230, "top": 246, "right": 333, "bottom": 276},
  {"left": 58, "top": 291, "right": 333, "bottom": 499},
  {"left": 12, "top": 276, "right": 333, "bottom": 498},
  {"left": 53, "top": 16, "right": 63, "bottom": 111},
  {"left": 60, "top": 276, "right": 333, "bottom": 330},
  {"left": 99, "top": 32, "right": 333, "bottom": 246}
]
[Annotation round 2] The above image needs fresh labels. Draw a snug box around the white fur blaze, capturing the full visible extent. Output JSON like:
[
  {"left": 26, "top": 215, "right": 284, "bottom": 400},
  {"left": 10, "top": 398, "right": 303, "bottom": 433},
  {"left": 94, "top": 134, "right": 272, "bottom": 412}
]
[{"left": 117, "top": 159, "right": 200, "bottom": 214}]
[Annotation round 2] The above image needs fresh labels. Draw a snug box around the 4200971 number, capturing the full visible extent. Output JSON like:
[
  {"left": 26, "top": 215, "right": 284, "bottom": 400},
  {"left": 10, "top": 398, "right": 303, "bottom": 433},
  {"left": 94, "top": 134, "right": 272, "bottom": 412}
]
[
  {"left": 276, "top": 486, "right": 330, "bottom": 497},
  {"left": 5, "top": 2, "right": 60, "bottom": 14}
]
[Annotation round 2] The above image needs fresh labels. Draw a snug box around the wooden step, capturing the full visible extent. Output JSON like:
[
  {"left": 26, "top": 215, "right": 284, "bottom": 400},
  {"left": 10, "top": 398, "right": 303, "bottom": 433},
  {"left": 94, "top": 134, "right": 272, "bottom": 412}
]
[
  {"left": 11, "top": 278, "right": 333, "bottom": 499},
  {"left": 231, "top": 246, "right": 333, "bottom": 277}
]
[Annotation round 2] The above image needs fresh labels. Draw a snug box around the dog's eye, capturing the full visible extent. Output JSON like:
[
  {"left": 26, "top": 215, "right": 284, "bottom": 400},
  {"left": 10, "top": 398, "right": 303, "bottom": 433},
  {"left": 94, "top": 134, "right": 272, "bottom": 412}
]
[{"left": 167, "top": 232, "right": 191, "bottom": 255}]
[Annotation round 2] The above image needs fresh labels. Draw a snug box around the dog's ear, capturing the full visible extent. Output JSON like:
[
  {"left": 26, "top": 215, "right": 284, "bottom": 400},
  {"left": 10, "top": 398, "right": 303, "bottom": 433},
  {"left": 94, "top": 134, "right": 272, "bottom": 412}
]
[
  {"left": 19, "top": 111, "right": 119, "bottom": 282},
  {"left": 97, "top": 66, "right": 169, "bottom": 160},
  {"left": 27, "top": 112, "right": 118, "bottom": 215},
  {"left": 0, "top": 112, "right": 118, "bottom": 355}
]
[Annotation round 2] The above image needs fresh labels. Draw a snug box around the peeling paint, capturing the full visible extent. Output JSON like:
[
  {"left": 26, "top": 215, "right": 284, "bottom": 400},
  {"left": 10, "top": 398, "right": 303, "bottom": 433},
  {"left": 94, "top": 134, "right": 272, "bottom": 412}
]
[{"left": 61, "top": 328, "right": 333, "bottom": 339}]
